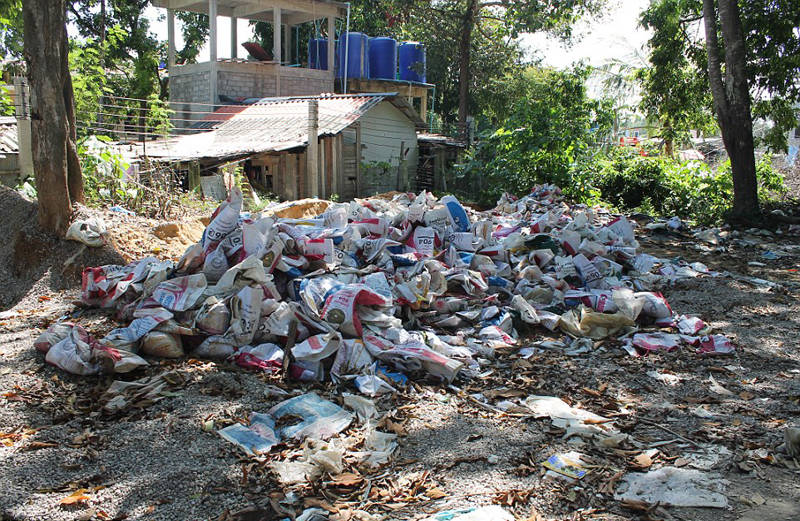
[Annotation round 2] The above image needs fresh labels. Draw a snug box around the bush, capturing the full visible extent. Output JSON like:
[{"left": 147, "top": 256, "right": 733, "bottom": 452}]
[
  {"left": 590, "top": 147, "right": 786, "bottom": 225},
  {"left": 456, "top": 66, "right": 613, "bottom": 206}
]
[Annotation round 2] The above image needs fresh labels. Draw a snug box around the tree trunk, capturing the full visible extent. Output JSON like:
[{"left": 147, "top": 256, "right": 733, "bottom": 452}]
[
  {"left": 62, "top": 21, "right": 84, "bottom": 204},
  {"left": 457, "top": 0, "right": 478, "bottom": 130},
  {"left": 22, "top": 0, "right": 78, "bottom": 235},
  {"left": 702, "top": 0, "right": 759, "bottom": 221}
]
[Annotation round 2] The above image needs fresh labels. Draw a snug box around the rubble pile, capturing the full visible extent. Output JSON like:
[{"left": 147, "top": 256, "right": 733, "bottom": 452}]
[{"left": 36, "top": 184, "right": 734, "bottom": 381}]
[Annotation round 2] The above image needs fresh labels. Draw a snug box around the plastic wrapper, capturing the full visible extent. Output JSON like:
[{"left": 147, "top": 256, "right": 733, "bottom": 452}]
[
  {"left": 149, "top": 274, "right": 207, "bottom": 312},
  {"left": 321, "top": 285, "right": 391, "bottom": 337},
  {"left": 34, "top": 322, "right": 77, "bottom": 353},
  {"left": 194, "top": 297, "right": 231, "bottom": 335},
  {"left": 65, "top": 217, "right": 107, "bottom": 247},
  {"left": 234, "top": 343, "right": 283, "bottom": 372},
  {"left": 363, "top": 333, "right": 463, "bottom": 382},
  {"left": 45, "top": 327, "right": 102, "bottom": 375},
  {"left": 268, "top": 393, "right": 353, "bottom": 441},
  {"left": 559, "top": 307, "right": 636, "bottom": 340},
  {"left": 202, "top": 187, "right": 243, "bottom": 251},
  {"left": 330, "top": 338, "right": 374, "bottom": 380},
  {"left": 355, "top": 374, "right": 397, "bottom": 396},
  {"left": 292, "top": 332, "right": 341, "bottom": 362},
  {"left": 226, "top": 285, "right": 262, "bottom": 346},
  {"left": 194, "top": 335, "right": 236, "bottom": 359},
  {"left": 140, "top": 331, "right": 184, "bottom": 358},
  {"left": 632, "top": 333, "right": 682, "bottom": 352}
]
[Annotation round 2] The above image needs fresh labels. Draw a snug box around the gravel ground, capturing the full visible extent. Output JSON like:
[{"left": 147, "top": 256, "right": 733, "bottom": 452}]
[{"left": 2, "top": 210, "right": 800, "bottom": 520}]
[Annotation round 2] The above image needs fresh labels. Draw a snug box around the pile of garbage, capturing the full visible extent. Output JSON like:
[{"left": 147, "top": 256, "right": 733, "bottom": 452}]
[{"left": 36, "top": 184, "right": 735, "bottom": 382}]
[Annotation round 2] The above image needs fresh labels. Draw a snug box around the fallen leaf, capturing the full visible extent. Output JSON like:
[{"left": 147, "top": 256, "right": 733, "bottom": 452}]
[
  {"left": 633, "top": 453, "right": 653, "bottom": 468},
  {"left": 329, "top": 472, "right": 363, "bottom": 487},
  {"left": 620, "top": 499, "right": 652, "bottom": 512},
  {"left": 20, "top": 441, "right": 58, "bottom": 451},
  {"left": 60, "top": 489, "right": 90, "bottom": 506},
  {"left": 426, "top": 487, "right": 447, "bottom": 499},
  {"left": 303, "top": 497, "right": 338, "bottom": 512}
]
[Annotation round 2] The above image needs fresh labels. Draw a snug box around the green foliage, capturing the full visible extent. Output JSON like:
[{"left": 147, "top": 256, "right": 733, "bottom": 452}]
[
  {"left": 0, "top": 84, "right": 14, "bottom": 116},
  {"left": 639, "top": 0, "right": 800, "bottom": 153},
  {"left": 457, "top": 66, "right": 613, "bottom": 204},
  {"left": 78, "top": 136, "right": 134, "bottom": 206},
  {"left": 175, "top": 11, "right": 208, "bottom": 64},
  {"left": 637, "top": 0, "right": 717, "bottom": 150},
  {"left": 0, "top": 0, "right": 23, "bottom": 61},
  {"left": 590, "top": 147, "right": 787, "bottom": 225}
]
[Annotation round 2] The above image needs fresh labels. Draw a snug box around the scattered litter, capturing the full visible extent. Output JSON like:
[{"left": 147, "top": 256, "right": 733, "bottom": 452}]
[
  {"left": 65, "top": 217, "right": 107, "bottom": 247},
  {"left": 707, "top": 375, "right": 735, "bottom": 396},
  {"left": 647, "top": 370, "right": 681, "bottom": 386},
  {"left": 525, "top": 396, "right": 617, "bottom": 439},
  {"left": 219, "top": 393, "right": 352, "bottom": 456},
  {"left": 423, "top": 505, "right": 514, "bottom": 521},
  {"left": 614, "top": 467, "right": 729, "bottom": 508},
  {"left": 102, "top": 371, "right": 181, "bottom": 414},
  {"left": 542, "top": 452, "right": 589, "bottom": 480}
]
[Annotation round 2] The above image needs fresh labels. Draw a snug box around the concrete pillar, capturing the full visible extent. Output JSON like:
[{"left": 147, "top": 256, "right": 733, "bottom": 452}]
[
  {"left": 13, "top": 77, "right": 33, "bottom": 181},
  {"left": 231, "top": 17, "right": 238, "bottom": 59},
  {"left": 208, "top": 0, "right": 217, "bottom": 104},
  {"left": 307, "top": 99, "right": 319, "bottom": 197},
  {"left": 167, "top": 8, "right": 176, "bottom": 68},
  {"left": 327, "top": 16, "right": 336, "bottom": 88},
  {"left": 274, "top": 8, "right": 281, "bottom": 95},
  {"left": 273, "top": 8, "right": 282, "bottom": 63},
  {"left": 283, "top": 23, "right": 290, "bottom": 64}
]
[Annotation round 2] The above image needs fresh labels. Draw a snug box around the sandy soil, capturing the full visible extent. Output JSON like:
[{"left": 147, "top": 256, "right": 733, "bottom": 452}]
[{"left": 1, "top": 195, "right": 799, "bottom": 521}]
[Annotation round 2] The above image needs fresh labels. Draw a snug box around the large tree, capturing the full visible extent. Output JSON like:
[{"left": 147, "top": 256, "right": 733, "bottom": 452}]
[
  {"left": 702, "top": 0, "right": 757, "bottom": 218},
  {"left": 415, "top": 0, "right": 603, "bottom": 126},
  {"left": 22, "top": 0, "right": 83, "bottom": 235},
  {"left": 640, "top": 0, "right": 800, "bottom": 221}
]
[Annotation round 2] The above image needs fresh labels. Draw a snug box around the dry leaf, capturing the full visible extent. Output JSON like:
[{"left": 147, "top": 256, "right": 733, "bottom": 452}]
[
  {"left": 21, "top": 441, "right": 58, "bottom": 451},
  {"left": 633, "top": 453, "right": 653, "bottom": 468},
  {"left": 426, "top": 487, "right": 447, "bottom": 499},
  {"left": 60, "top": 489, "right": 90, "bottom": 506},
  {"left": 582, "top": 387, "right": 602, "bottom": 397},
  {"left": 303, "top": 497, "right": 338, "bottom": 512},
  {"left": 620, "top": 498, "right": 652, "bottom": 512},
  {"left": 329, "top": 472, "right": 364, "bottom": 487}
]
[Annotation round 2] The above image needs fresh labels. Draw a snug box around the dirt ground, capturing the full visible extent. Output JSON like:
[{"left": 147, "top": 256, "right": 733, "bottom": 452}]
[{"left": 1, "top": 191, "right": 800, "bottom": 521}]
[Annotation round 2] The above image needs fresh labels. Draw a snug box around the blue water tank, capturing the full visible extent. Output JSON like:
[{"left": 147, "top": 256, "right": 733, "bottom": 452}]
[
  {"left": 336, "top": 32, "right": 369, "bottom": 79},
  {"left": 308, "top": 38, "right": 329, "bottom": 70},
  {"left": 368, "top": 37, "right": 397, "bottom": 80},
  {"left": 399, "top": 41, "right": 426, "bottom": 83}
]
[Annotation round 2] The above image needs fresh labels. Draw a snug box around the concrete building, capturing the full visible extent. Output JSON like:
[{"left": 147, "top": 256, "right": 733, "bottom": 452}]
[{"left": 153, "top": 0, "right": 346, "bottom": 127}]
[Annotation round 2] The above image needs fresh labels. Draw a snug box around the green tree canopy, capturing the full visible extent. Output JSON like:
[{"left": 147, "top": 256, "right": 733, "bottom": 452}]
[{"left": 639, "top": 0, "right": 800, "bottom": 153}]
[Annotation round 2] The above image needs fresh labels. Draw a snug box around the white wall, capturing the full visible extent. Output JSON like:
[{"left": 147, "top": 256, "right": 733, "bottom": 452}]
[{"left": 359, "top": 100, "right": 419, "bottom": 173}]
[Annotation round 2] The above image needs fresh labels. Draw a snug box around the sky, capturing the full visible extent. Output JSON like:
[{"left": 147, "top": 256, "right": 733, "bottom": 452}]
[
  {"left": 520, "top": 0, "right": 651, "bottom": 69},
  {"left": 142, "top": 0, "right": 653, "bottom": 68}
]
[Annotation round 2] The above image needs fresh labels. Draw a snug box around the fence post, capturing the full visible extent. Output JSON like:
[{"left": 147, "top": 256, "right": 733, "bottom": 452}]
[
  {"left": 307, "top": 99, "right": 319, "bottom": 197},
  {"left": 12, "top": 76, "right": 34, "bottom": 182}
]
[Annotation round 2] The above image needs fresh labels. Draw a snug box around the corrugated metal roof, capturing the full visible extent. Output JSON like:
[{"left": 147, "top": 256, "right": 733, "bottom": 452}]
[
  {"left": 145, "top": 93, "right": 421, "bottom": 161},
  {"left": 0, "top": 116, "right": 18, "bottom": 155}
]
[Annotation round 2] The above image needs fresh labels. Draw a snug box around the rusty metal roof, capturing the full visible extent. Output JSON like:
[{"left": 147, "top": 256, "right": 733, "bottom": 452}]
[
  {"left": 0, "top": 117, "right": 18, "bottom": 155},
  {"left": 145, "top": 93, "right": 423, "bottom": 162}
]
